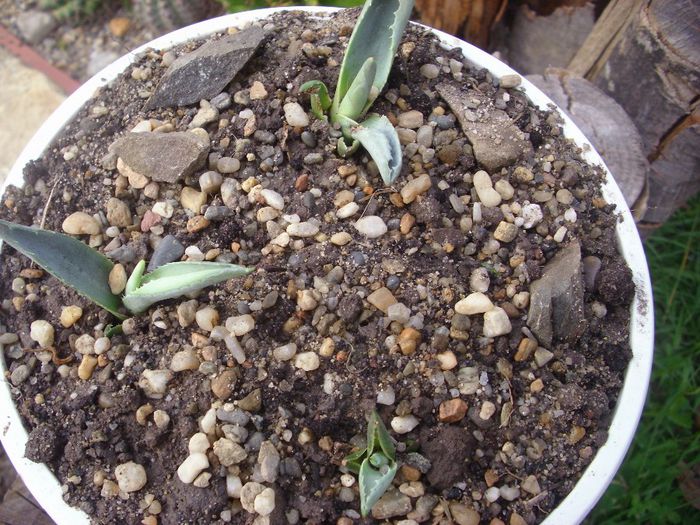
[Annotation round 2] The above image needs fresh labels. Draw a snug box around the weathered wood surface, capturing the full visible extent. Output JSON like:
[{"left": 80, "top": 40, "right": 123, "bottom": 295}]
[
  {"left": 569, "top": 0, "right": 700, "bottom": 225},
  {"left": 507, "top": 3, "right": 596, "bottom": 75},
  {"left": 415, "top": 0, "right": 508, "bottom": 48},
  {"left": 528, "top": 69, "right": 649, "bottom": 217}
]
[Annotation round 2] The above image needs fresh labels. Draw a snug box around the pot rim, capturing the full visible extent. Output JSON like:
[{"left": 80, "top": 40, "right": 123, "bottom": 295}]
[{"left": 0, "top": 7, "right": 654, "bottom": 525}]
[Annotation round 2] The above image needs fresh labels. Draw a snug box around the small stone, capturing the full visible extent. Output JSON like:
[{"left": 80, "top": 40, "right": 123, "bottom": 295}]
[
  {"left": 377, "top": 386, "right": 396, "bottom": 405},
  {"left": 226, "top": 314, "right": 255, "bottom": 336},
  {"left": 199, "top": 171, "right": 223, "bottom": 193},
  {"left": 106, "top": 198, "right": 132, "bottom": 227},
  {"left": 287, "top": 222, "right": 319, "bottom": 237},
  {"left": 273, "top": 343, "right": 297, "bottom": 361},
  {"left": 436, "top": 350, "right": 458, "bottom": 370},
  {"left": 187, "top": 215, "right": 210, "bottom": 233},
  {"left": 473, "top": 171, "right": 502, "bottom": 207},
  {"left": 75, "top": 334, "right": 95, "bottom": 354},
  {"left": 177, "top": 453, "right": 209, "bottom": 484},
  {"left": 217, "top": 157, "right": 240, "bottom": 173},
  {"left": 387, "top": 303, "right": 411, "bottom": 324},
  {"left": 249, "top": 81, "right": 268, "bottom": 100},
  {"left": 148, "top": 235, "right": 185, "bottom": 271},
  {"left": 398, "top": 110, "right": 424, "bottom": 129},
  {"left": 439, "top": 399, "right": 468, "bottom": 423},
  {"left": 257, "top": 207, "right": 279, "bottom": 222},
  {"left": 449, "top": 503, "right": 480, "bottom": 525},
  {"left": 336, "top": 202, "right": 360, "bottom": 219},
  {"left": 153, "top": 410, "right": 170, "bottom": 429},
  {"left": 195, "top": 306, "right": 219, "bottom": 331},
  {"left": 16, "top": 10, "right": 56, "bottom": 44},
  {"left": 494, "top": 179, "right": 515, "bottom": 200},
  {"left": 400, "top": 213, "right": 415, "bottom": 234},
  {"left": 499, "top": 485, "right": 520, "bottom": 501},
  {"left": 212, "top": 369, "right": 238, "bottom": 400},
  {"left": 261, "top": 189, "right": 284, "bottom": 210},
  {"left": 213, "top": 438, "right": 247, "bottom": 466},
  {"left": 115, "top": 462, "right": 147, "bottom": 493},
  {"left": 10, "top": 365, "right": 29, "bottom": 386},
  {"left": 534, "top": 347, "right": 554, "bottom": 367},
  {"left": 254, "top": 488, "right": 276, "bottom": 516},
  {"left": 240, "top": 482, "right": 266, "bottom": 514},
  {"left": 400, "top": 174, "right": 432, "bottom": 204},
  {"left": 479, "top": 401, "right": 496, "bottom": 420},
  {"left": 283, "top": 102, "right": 309, "bottom": 127},
  {"left": 60, "top": 305, "right": 83, "bottom": 327},
  {"left": 108, "top": 17, "right": 130, "bottom": 37},
  {"left": 118, "top": 158, "right": 149, "bottom": 189},
  {"left": 177, "top": 300, "right": 198, "bottom": 327},
  {"left": 181, "top": 187, "right": 207, "bottom": 213},
  {"left": 470, "top": 267, "right": 490, "bottom": 293},
  {"left": 483, "top": 307, "right": 512, "bottom": 337},
  {"left": 500, "top": 74, "right": 521, "bottom": 88},
  {"left": 30, "top": 320, "right": 54, "bottom": 348},
  {"left": 294, "top": 352, "right": 320, "bottom": 372},
  {"left": 355, "top": 216, "right": 387, "bottom": 238},
  {"left": 420, "top": 64, "right": 440, "bottom": 79},
  {"left": 391, "top": 415, "right": 419, "bottom": 434},
  {"left": 521, "top": 475, "right": 541, "bottom": 495},
  {"left": 237, "top": 388, "right": 262, "bottom": 412},
  {"left": 330, "top": 232, "right": 352, "bottom": 246},
  {"left": 455, "top": 293, "right": 493, "bottom": 315},
  {"left": 521, "top": 203, "right": 543, "bottom": 229},
  {"left": 78, "top": 355, "right": 98, "bottom": 380},
  {"left": 62, "top": 212, "right": 101, "bottom": 235},
  {"left": 258, "top": 441, "right": 280, "bottom": 483},
  {"left": 368, "top": 287, "right": 397, "bottom": 313},
  {"left": 397, "top": 327, "right": 422, "bottom": 355},
  {"left": 109, "top": 264, "right": 127, "bottom": 294},
  {"left": 139, "top": 369, "right": 173, "bottom": 399},
  {"left": 494, "top": 221, "right": 518, "bottom": 243},
  {"left": 372, "top": 489, "right": 412, "bottom": 519},
  {"left": 515, "top": 338, "right": 537, "bottom": 361}
]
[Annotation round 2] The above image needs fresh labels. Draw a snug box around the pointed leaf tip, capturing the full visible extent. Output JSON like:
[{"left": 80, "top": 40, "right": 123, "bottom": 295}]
[{"left": 351, "top": 115, "right": 403, "bottom": 185}]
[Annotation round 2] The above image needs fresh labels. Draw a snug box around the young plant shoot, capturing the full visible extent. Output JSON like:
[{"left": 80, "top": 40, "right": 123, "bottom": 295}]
[
  {"left": 0, "top": 219, "right": 252, "bottom": 319},
  {"left": 300, "top": 0, "right": 414, "bottom": 186},
  {"left": 344, "top": 410, "right": 398, "bottom": 516}
]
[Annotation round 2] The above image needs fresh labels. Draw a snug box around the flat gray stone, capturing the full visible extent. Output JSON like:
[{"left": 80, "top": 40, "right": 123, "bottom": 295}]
[
  {"left": 145, "top": 27, "right": 265, "bottom": 109},
  {"left": 16, "top": 11, "right": 56, "bottom": 45},
  {"left": 437, "top": 83, "right": 532, "bottom": 172},
  {"left": 110, "top": 132, "right": 209, "bottom": 183},
  {"left": 371, "top": 489, "right": 412, "bottom": 520},
  {"left": 148, "top": 235, "right": 185, "bottom": 271},
  {"left": 527, "top": 241, "right": 585, "bottom": 347}
]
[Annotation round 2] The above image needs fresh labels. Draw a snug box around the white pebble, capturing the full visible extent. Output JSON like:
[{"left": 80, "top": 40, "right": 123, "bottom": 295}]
[
  {"left": 336, "top": 202, "right": 359, "bottom": 219},
  {"left": 200, "top": 407, "right": 217, "bottom": 434},
  {"left": 473, "top": 171, "right": 502, "bottom": 207},
  {"left": 354, "top": 216, "right": 387, "bottom": 238},
  {"left": 376, "top": 386, "right": 396, "bottom": 405},
  {"left": 177, "top": 453, "right": 209, "bottom": 484},
  {"left": 30, "top": 320, "right": 54, "bottom": 348},
  {"left": 226, "top": 474, "right": 243, "bottom": 498},
  {"left": 455, "top": 292, "right": 494, "bottom": 315},
  {"left": 294, "top": 352, "right": 320, "bottom": 371},
  {"left": 387, "top": 303, "right": 411, "bottom": 324},
  {"left": 189, "top": 432, "right": 211, "bottom": 454},
  {"left": 287, "top": 222, "right": 319, "bottom": 237},
  {"left": 273, "top": 343, "right": 297, "bottom": 361},
  {"left": 139, "top": 369, "right": 173, "bottom": 399},
  {"left": 254, "top": 487, "right": 276, "bottom": 516},
  {"left": 283, "top": 102, "right": 309, "bottom": 127},
  {"left": 521, "top": 203, "right": 543, "bottom": 229},
  {"left": 225, "top": 314, "right": 255, "bottom": 336},
  {"left": 261, "top": 189, "right": 285, "bottom": 210},
  {"left": 391, "top": 415, "right": 419, "bottom": 434},
  {"left": 114, "top": 462, "right": 147, "bottom": 493},
  {"left": 482, "top": 307, "right": 512, "bottom": 337}
]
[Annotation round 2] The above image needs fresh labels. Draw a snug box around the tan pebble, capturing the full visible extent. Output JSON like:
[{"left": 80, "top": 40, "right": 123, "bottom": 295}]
[
  {"left": 436, "top": 350, "right": 457, "bottom": 370},
  {"left": 62, "top": 212, "right": 101, "bottom": 235},
  {"left": 136, "top": 403, "right": 154, "bottom": 425},
  {"left": 330, "top": 232, "right": 352, "bottom": 246},
  {"left": 400, "top": 213, "right": 415, "bottom": 234},
  {"left": 509, "top": 513, "right": 527, "bottom": 525},
  {"left": 249, "top": 81, "right": 268, "bottom": 100},
  {"left": 401, "top": 464, "right": 421, "bottom": 481},
  {"left": 187, "top": 215, "right": 210, "bottom": 233},
  {"left": 106, "top": 197, "right": 132, "bottom": 227},
  {"left": 195, "top": 306, "right": 219, "bottom": 331},
  {"left": 484, "top": 469, "right": 499, "bottom": 487},
  {"left": 521, "top": 474, "right": 541, "bottom": 495},
  {"left": 180, "top": 187, "right": 207, "bottom": 213},
  {"left": 109, "top": 264, "right": 127, "bottom": 294},
  {"left": 108, "top": 17, "right": 130, "bottom": 37},
  {"left": 367, "top": 287, "right": 397, "bottom": 313},
  {"left": 397, "top": 327, "right": 421, "bottom": 355},
  {"left": 513, "top": 166, "right": 533, "bottom": 182},
  {"left": 319, "top": 337, "right": 335, "bottom": 357},
  {"left": 514, "top": 338, "right": 537, "bottom": 361},
  {"left": 60, "top": 305, "right": 83, "bottom": 328},
  {"left": 211, "top": 369, "right": 238, "bottom": 400},
  {"left": 568, "top": 425, "right": 586, "bottom": 444},
  {"left": 400, "top": 174, "right": 432, "bottom": 204},
  {"left": 337, "top": 165, "right": 357, "bottom": 177},
  {"left": 439, "top": 398, "right": 468, "bottom": 423},
  {"left": 142, "top": 516, "right": 157, "bottom": 525},
  {"left": 117, "top": 158, "right": 149, "bottom": 189},
  {"left": 78, "top": 355, "right": 98, "bottom": 380},
  {"left": 530, "top": 378, "right": 544, "bottom": 393},
  {"left": 493, "top": 221, "right": 519, "bottom": 243},
  {"left": 294, "top": 174, "right": 309, "bottom": 192}
]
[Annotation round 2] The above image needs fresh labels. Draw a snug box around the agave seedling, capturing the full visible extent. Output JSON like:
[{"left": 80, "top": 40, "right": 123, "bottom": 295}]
[
  {"left": 344, "top": 410, "right": 398, "bottom": 516},
  {"left": 300, "top": 0, "right": 414, "bottom": 186},
  {"left": 0, "top": 219, "right": 252, "bottom": 320}
]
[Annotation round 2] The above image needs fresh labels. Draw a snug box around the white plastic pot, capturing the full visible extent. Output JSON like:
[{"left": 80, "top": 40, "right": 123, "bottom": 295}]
[{"left": 0, "top": 7, "right": 654, "bottom": 525}]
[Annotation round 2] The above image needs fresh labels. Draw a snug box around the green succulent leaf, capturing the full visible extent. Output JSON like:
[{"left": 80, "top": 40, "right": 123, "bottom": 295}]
[
  {"left": 122, "top": 261, "right": 253, "bottom": 314},
  {"left": 335, "top": 0, "right": 414, "bottom": 111},
  {"left": 337, "top": 57, "right": 377, "bottom": 122},
  {"left": 300, "top": 80, "right": 332, "bottom": 111},
  {"left": 350, "top": 115, "right": 403, "bottom": 185},
  {"left": 104, "top": 323, "right": 123, "bottom": 338},
  {"left": 0, "top": 219, "right": 125, "bottom": 319},
  {"left": 344, "top": 447, "right": 367, "bottom": 474},
  {"left": 359, "top": 454, "right": 398, "bottom": 517},
  {"left": 367, "top": 410, "right": 396, "bottom": 460},
  {"left": 125, "top": 259, "right": 146, "bottom": 295}
]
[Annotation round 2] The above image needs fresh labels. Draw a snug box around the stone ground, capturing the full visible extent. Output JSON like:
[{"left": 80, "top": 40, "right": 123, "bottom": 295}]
[{"left": 0, "top": 46, "right": 65, "bottom": 186}]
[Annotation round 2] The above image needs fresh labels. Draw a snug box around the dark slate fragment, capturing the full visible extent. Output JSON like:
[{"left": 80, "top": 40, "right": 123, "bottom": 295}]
[
  {"left": 148, "top": 235, "right": 185, "bottom": 271},
  {"left": 145, "top": 26, "right": 265, "bottom": 109},
  {"left": 527, "top": 241, "right": 586, "bottom": 346},
  {"left": 109, "top": 131, "right": 209, "bottom": 183}
]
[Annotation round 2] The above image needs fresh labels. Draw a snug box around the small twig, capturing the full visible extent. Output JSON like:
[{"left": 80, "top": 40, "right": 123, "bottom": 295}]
[{"left": 39, "top": 179, "right": 60, "bottom": 230}]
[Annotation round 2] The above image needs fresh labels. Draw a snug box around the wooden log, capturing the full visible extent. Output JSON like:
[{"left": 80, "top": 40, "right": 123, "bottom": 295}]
[
  {"left": 527, "top": 69, "right": 649, "bottom": 217},
  {"left": 568, "top": 0, "right": 700, "bottom": 225},
  {"left": 415, "top": 0, "right": 507, "bottom": 49}
]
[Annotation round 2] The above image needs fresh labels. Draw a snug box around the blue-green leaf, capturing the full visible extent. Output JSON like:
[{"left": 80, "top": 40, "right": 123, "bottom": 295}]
[
  {"left": 122, "top": 261, "right": 252, "bottom": 314},
  {"left": 368, "top": 411, "right": 396, "bottom": 460},
  {"left": 336, "top": 0, "right": 415, "bottom": 107},
  {"left": 0, "top": 219, "right": 125, "bottom": 319},
  {"left": 359, "top": 454, "right": 398, "bottom": 517},
  {"left": 337, "top": 57, "right": 376, "bottom": 122},
  {"left": 350, "top": 115, "right": 403, "bottom": 185},
  {"left": 125, "top": 259, "right": 146, "bottom": 295},
  {"left": 344, "top": 447, "right": 367, "bottom": 474}
]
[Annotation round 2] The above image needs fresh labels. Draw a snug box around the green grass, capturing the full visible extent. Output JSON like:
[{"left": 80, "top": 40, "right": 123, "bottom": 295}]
[{"left": 587, "top": 196, "right": 700, "bottom": 524}]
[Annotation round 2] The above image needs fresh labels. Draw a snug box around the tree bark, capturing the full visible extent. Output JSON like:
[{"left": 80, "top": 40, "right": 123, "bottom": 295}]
[{"left": 569, "top": 0, "right": 700, "bottom": 226}]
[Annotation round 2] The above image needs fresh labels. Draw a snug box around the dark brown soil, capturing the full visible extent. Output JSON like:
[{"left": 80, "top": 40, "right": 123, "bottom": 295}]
[{"left": 0, "top": 9, "right": 633, "bottom": 525}]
